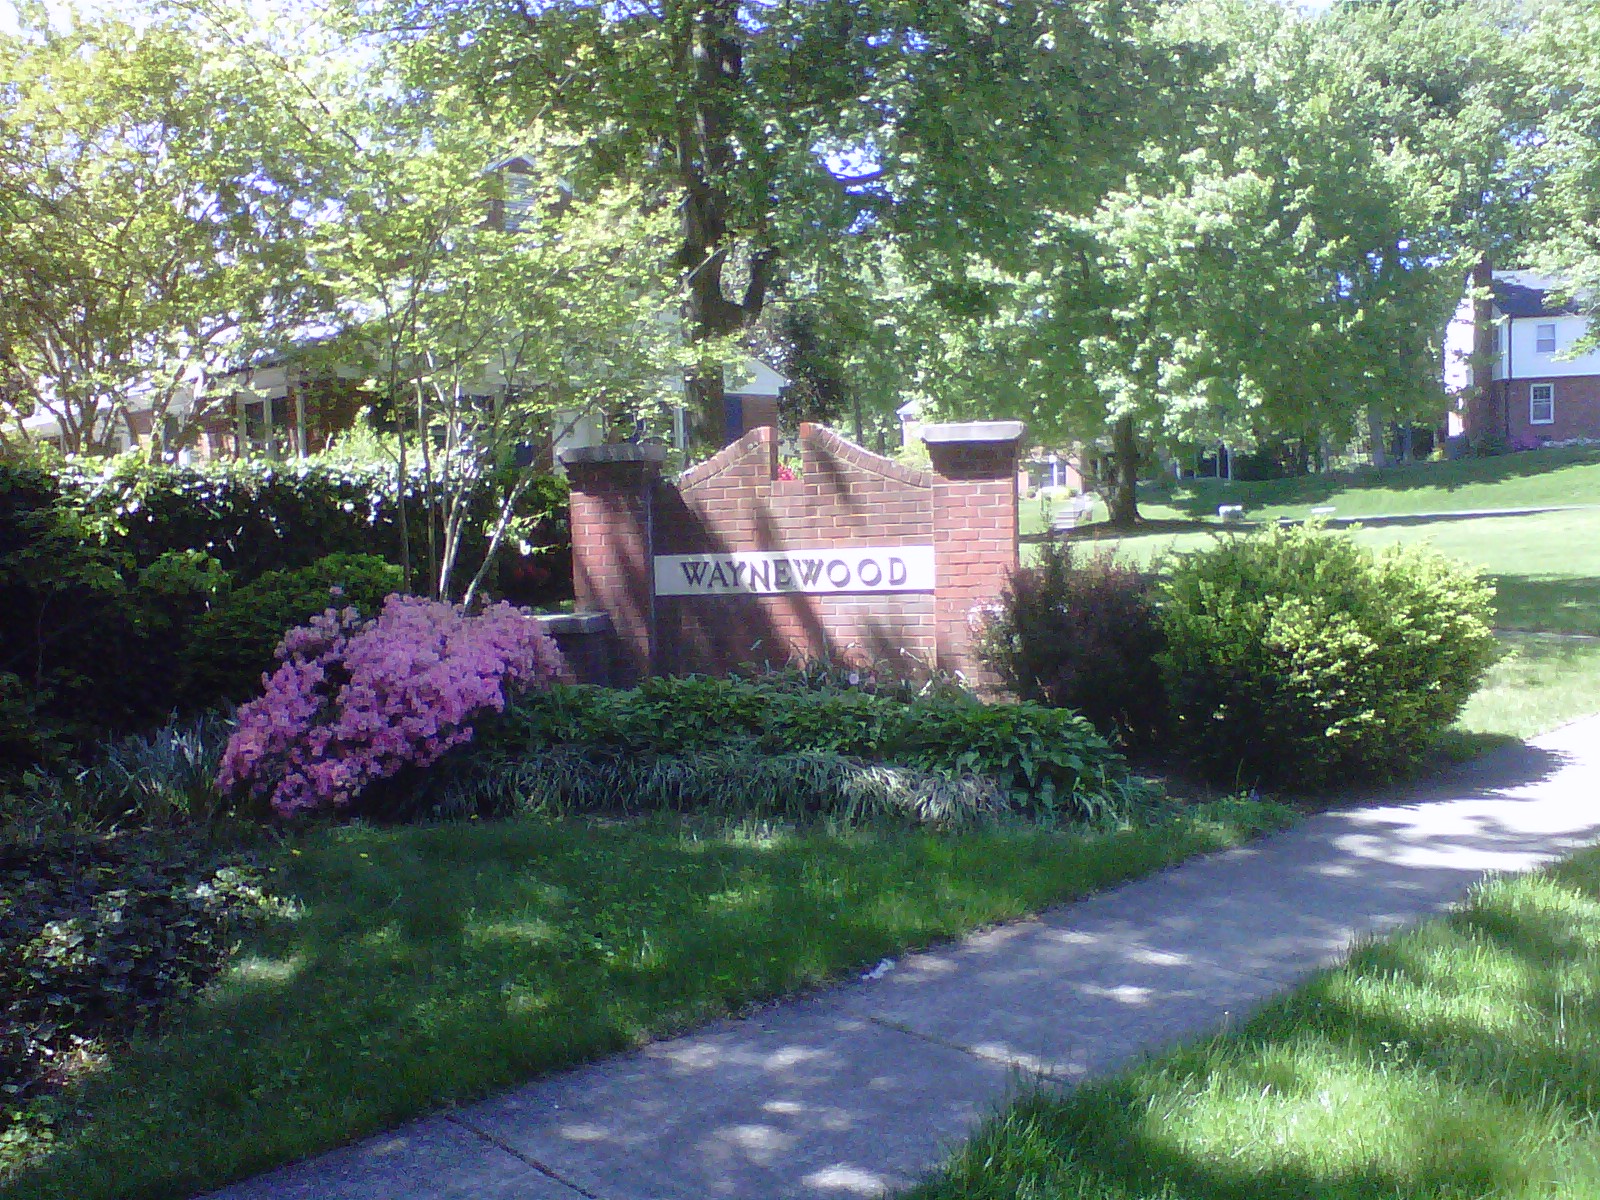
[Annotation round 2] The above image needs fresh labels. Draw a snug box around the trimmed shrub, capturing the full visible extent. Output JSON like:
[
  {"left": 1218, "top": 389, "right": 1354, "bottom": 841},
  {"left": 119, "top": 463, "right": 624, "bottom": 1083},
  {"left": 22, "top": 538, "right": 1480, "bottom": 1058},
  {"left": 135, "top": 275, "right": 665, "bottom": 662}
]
[
  {"left": 218, "top": 596, "right": 571, "bottom": 818},
  {"left": 180, "top": 553, "right": 403, "bottom": 706},
  {"left": 0, "top": 468, "right": 227, "bottom": 749},
  {"left": 977, "top": 542, "right": 1167, "bottom": 745},
  {"left": 1157, "top": 525, "right": 1499, "bottom": 790}
]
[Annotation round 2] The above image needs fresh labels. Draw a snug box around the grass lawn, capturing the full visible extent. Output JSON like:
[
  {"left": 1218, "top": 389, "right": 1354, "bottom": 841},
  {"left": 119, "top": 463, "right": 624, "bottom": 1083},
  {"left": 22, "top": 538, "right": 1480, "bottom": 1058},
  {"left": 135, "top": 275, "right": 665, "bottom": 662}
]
[
  {"left": 1060, "top": 510, "right": 1600, "bottom": 636},
  {"left": 909, "top": 842, "right": 1600, "bottom": 1200},
  {"left": 1454, "top": 634, "right": 1600, "bottom": 741},
  {"left": 1148, "top": 445, "right": 1600, "bottom": 520},
  {"left": 1029, "top": 448, "right": 1600, "bottom": 634},
  {"left": 0, "top": 804, "right": 1291, "bottom": 1200}
]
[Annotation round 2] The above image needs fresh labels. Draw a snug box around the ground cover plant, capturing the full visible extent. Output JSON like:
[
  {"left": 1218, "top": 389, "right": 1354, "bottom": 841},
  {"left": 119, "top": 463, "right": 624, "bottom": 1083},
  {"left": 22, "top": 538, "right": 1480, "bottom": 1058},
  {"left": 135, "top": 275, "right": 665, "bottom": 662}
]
[
  {"left": 0, "top": 831, "right": 273, "bottom": 1171},
  {"left": 908, "top": 842, "right": 1600, "bottom": 1200},
  {"left": 461, "top": 675, "right": 1135, "bottom": 823},
  {"left": 0, "top": 802, "right": 1293, "bottom": 1200}
]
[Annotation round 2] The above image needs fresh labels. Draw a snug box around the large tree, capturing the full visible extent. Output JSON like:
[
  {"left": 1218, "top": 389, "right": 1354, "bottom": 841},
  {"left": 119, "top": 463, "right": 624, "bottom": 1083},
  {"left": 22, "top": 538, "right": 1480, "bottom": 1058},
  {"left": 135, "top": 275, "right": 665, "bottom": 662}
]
[
  {"left": 1321, "top": 0, "right": 1539, "bottom": 453},
  {"left": 1527, "top": 0, "right": 1600, "bottom": 331},
  {"left": 921, "top": 0, "right": 1520, "bottom": 524},
  {"left": 366, "top": 0, "right": 1173, "bottom": 445},
  {"left": 0, "top": 12, "right": 331, "bottom": 453}
]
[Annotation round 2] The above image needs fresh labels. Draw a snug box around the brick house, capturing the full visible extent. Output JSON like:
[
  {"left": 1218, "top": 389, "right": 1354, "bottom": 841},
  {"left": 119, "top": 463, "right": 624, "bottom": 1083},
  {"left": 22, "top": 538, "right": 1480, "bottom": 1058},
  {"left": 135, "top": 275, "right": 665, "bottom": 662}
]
[{"left": 1445, "top": 271, "right": 1600, "bottom": 445}]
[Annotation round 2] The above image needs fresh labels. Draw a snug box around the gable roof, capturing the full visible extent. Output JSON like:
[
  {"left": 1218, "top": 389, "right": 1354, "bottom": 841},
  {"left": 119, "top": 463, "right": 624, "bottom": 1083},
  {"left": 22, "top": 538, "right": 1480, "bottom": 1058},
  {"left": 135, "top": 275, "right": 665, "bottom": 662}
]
[{"left": 1492, "top": 271, "right": 1583, "bottom": 319}]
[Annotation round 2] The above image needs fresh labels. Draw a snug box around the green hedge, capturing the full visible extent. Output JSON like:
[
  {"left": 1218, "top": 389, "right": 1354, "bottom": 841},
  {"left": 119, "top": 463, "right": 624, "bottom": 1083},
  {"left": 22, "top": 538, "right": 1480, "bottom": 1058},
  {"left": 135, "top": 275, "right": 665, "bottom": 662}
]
[
  {"left": 52, "top": 457, "right": 569, "bottom": 591},
  {"left": 1158, "top": 524, "right": 1499, "bottom": 790},
  {"left": 179, "top": 554, "right": 403, "bottom": 705},
  {"left": 0, "top": 456, "right": 572, "bottom": 766}
]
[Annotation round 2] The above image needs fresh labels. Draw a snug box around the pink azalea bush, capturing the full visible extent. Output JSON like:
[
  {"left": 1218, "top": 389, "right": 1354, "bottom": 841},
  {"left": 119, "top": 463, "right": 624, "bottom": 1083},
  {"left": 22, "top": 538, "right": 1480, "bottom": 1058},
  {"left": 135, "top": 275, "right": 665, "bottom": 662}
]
[{"left": 217, "top": 595, "right": 570, "bottom": 818}]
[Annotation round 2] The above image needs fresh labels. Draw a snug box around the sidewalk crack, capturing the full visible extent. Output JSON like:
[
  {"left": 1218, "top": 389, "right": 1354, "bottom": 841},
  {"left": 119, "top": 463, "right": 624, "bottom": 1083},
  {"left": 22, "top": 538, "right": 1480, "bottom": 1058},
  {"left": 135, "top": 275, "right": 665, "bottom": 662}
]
[{"left": 444, "top": 1112, "right": 604, "bottom": 1199}]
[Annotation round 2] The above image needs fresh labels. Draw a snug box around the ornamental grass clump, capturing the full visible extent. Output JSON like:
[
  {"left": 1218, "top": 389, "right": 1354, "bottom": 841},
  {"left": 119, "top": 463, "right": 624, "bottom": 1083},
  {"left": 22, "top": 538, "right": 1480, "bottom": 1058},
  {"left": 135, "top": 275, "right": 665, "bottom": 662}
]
[{"left": 217, "top": 595, "right": 569, "bottom": 818}]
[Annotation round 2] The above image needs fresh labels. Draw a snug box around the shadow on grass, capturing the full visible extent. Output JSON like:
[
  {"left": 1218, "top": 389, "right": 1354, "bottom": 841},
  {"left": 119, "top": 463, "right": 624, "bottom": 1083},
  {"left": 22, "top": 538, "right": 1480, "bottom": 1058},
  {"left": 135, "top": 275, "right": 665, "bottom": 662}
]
[
  {"left": 911, "top": 849, "right": 1600, "bottom": 1200},
  {"left": 1149, "top": 447, "right": 1600, "bottom": 520},
  {"left": 1491, "top": 575, "right": 1600, "bottom": 636},
  {"left": 1, "top": 815, "right": 1277, "bottom": 1200},
  {"left": 1429, "top": 728, "right": 1522, "bottom": 765}
]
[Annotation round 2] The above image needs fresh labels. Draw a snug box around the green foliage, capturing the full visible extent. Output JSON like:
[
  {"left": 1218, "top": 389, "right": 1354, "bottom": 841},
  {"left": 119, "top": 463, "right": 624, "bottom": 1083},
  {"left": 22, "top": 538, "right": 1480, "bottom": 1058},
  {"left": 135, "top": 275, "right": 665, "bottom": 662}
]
[
  {"left": 890, "top": 701, "right": 1138, "bottom": 823},
  {"left": 0, "top": 676, "right": 66, "bottom": 780},
  {"left": 0, "top": 714, "right": 237, "bottom": 838},
  {"left": 180, "top": 554, "right": 403, "bottom": 706},
  {"left": 978, "top": 542, "right": 1169, "bottom": 746},
  {"left": 0, "top": 832, "right": 269, "bottom": 1128},
  {"left": 59, "top": 456, "right": 417, "bottom": 582},
  {"left": 731, "top": 653, "right": 973, "bottom": 705},
  {"left": 418, "top": 746, "right": 1006, "bottom": 827},
  {"left": 1157, "top": 524, "right": 1499, "bottom": 790},
  {"left": 0, "top": 12, "right": 332, "bottom": 454},
  {"left": 70, "top": 715, "right": 235, "bottom": 830},
  {"left": 490, "top": 678, "right": 1130, "bottom": 823},
  {"left": 0, "top": 455, "right": 572, "bottom": 760},
  {"left": 0, "top": 466, "right": 224, "bottom": 748}
]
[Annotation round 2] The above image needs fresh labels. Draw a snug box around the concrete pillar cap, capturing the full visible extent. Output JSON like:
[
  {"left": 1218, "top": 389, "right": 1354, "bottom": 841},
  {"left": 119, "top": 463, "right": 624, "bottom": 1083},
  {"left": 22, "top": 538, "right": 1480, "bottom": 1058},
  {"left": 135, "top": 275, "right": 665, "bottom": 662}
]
[
  {"left": 559, "top": 443, "right": 669, "bottom": 467},
  {"left": 920, "top": 421, "right": 1026, "bottom": 445}
]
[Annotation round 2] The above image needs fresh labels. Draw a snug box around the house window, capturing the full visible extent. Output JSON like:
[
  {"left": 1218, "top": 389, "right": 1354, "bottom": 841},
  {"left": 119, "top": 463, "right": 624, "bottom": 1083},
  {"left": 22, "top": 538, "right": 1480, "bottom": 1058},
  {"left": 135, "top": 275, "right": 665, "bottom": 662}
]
[
  {"left": 242, "top": 395, "right": 291, "bottom": 456},
  {"left": 1530, "top": 383, "right": 1555, "bottom": 425},
  {"left": 1536, "top": 323, "right": 1557, "bottom": 353}
]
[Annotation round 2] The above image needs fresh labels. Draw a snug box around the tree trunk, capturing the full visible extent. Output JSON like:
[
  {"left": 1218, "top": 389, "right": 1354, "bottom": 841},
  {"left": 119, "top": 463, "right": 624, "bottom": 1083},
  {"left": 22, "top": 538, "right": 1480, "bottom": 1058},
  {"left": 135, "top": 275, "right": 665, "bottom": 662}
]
[
  {"left": 672, "top": 3, "right": 777, "bottom": 448},
  {"left": 395, "top": 422, "right": 412, "bottom": 594},
  {"left": 1467, "top": 253, "right": 1496, "bottom": 450},
  {"left": 1368, "top": 408, "right": 1389, "bottom": 469},
  {"left": 1105, "top": 415, "right": 1141, "bottom": 528},
  {"left": 684, "top": 358, "right": 727, "bottom": 448}
]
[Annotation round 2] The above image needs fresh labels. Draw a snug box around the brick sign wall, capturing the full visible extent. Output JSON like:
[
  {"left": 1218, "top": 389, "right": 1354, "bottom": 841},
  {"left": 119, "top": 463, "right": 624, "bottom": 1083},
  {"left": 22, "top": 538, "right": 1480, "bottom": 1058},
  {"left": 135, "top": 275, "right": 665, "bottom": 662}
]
[{"left": 562, "top": 421, "right": 1023, "bottom": 685}]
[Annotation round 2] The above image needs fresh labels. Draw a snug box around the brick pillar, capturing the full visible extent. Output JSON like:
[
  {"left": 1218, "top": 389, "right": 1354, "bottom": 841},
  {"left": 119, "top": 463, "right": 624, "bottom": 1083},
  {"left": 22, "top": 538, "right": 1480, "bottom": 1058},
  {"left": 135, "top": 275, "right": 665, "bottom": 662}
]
[
  {"left": 923, "top": 421, "right": 1025, "bottom": 681},
  {"left": 560, "top": 443, "right": 666, "bottom": 686}
]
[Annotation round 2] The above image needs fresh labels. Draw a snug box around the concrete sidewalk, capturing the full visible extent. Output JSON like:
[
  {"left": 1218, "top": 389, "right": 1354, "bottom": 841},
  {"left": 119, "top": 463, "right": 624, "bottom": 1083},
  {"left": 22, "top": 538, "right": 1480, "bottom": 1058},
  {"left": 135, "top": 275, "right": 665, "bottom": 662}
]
[{"left": 209, "top": 715, "right": 1600, "bottom": 1200}]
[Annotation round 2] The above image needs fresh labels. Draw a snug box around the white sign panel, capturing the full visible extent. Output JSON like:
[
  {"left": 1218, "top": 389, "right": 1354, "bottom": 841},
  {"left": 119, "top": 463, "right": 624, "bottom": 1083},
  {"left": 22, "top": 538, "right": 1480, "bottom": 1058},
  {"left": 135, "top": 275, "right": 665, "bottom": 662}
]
[{"left": 655, "top": 546, "right": 935, "bottom": 597}]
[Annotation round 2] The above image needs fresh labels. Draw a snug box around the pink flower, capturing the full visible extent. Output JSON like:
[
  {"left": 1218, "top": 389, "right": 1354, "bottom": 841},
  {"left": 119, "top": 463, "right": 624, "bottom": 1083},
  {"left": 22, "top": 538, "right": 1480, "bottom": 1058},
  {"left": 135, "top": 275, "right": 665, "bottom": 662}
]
[{"left": 217, "top": 595, "right": 572, "bottom": 818}]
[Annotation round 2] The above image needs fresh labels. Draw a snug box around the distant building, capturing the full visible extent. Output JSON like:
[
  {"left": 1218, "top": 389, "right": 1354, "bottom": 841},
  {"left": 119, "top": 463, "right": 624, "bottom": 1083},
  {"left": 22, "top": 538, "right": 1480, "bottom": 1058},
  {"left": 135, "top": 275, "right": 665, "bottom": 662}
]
[{"left": 1445, "top": 271, "right": 1600, "bottom": 445}]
